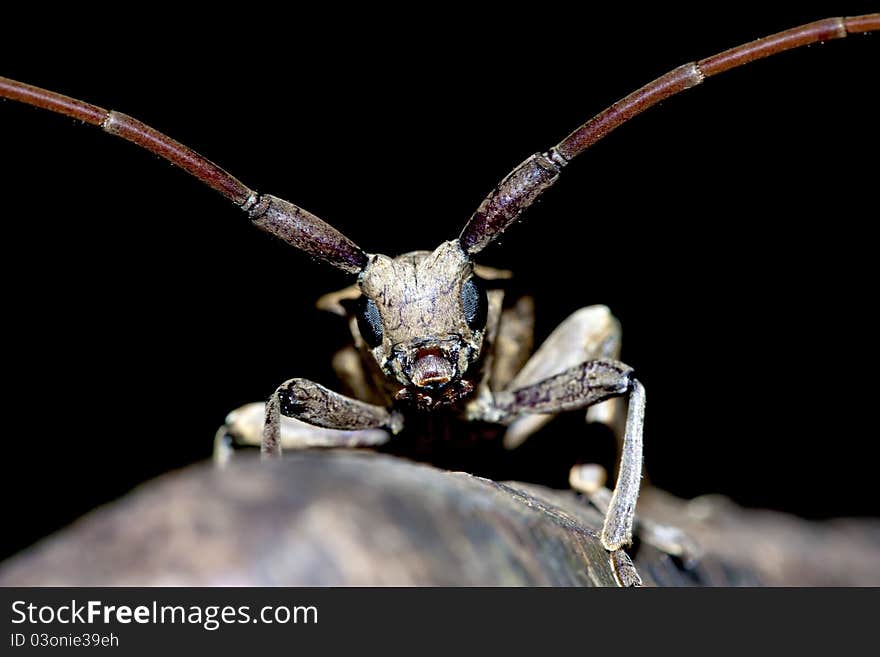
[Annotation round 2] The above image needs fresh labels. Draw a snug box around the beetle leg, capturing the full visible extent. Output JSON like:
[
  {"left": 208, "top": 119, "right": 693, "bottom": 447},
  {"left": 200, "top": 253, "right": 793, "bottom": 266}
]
[
  {"left": 570, "top": 464, "right": 702, "bottom": 567},
  {"left": 489, "top": 295, "right": 535, "bottom": 392},
  {"left": 603, "top": 377, "right": 645, "bottom": 552},
  {"left": 609, "top": 548, "right": 642, "bottom": 588},
  {"left": 490, "top": 360, "right": 644, "bottom": 554},
  {"left": 502, "top": 305, "right": 622, "bottom": 449},
  {"left": 261, "top": 378, "right": 404, "bottom": 458},
  {"left": 213, "top": 401, "right": 393, "bottom": 465},
  {"left": 213, "top": 425, "right": 237, "bottom": 467}
]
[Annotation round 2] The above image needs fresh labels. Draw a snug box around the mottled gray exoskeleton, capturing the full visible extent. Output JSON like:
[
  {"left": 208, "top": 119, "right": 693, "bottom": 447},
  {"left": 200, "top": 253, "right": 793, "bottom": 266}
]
[{"left": 3, "top": 13, "right": 877, "bottom": 588}]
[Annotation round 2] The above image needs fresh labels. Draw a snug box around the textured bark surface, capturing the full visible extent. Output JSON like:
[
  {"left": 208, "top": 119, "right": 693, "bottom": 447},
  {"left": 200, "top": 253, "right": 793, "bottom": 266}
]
[{"left": 1, "top": 452, "right": 877, "bottom": 586}]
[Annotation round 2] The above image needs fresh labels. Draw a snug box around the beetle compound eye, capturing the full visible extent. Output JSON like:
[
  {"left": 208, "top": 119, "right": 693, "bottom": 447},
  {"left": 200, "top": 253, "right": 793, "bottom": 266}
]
[
  {"left": 461, "top": 277, "right": 488, "bottom": 331},
  {"left": 356, "top": 297, "right": 384, "bottom": 347}
]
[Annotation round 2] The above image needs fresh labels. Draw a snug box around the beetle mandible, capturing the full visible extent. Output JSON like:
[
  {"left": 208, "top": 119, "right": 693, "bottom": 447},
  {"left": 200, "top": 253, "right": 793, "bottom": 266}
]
[{"left": 2, "top": 14, "right": 877, "bottom": 586}]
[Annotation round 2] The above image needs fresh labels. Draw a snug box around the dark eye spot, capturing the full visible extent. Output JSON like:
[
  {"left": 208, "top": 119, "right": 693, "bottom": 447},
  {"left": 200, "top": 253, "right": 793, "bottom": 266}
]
[
  {"left": 356, "top": 297, "right": 384, "bottom": 347},
  {"left": 461, "top": 277, "right": 488, "bottom": 331}
]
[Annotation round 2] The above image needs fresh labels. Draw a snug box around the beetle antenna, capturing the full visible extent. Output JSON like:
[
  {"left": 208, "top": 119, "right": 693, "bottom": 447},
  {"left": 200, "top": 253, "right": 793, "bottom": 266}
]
[
  {"left": 0, "top": 76, "right": 368, "bottom": 274},
  {"left": 459, "top": 14, "right": 880, "bottom": 255}
]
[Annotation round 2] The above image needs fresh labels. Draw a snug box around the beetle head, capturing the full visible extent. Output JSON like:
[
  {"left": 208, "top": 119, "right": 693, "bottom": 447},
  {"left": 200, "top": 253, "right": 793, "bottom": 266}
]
[{"left": 353, "top": 240, "right": 488, "bottom": 401}]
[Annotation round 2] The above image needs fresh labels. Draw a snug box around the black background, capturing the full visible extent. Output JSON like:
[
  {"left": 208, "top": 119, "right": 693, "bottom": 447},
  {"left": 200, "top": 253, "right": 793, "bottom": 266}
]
[{"left": 1, "top": 5, "right": 878, "bottom": 561}]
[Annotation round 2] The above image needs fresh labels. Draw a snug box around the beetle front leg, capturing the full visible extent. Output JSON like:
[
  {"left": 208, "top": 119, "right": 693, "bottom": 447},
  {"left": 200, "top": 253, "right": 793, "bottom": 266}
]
[
  {"left": 570, "top": 463, "right": 701, "bottom": 566},
  {"left": 491, "top": 359, "right": 644, "bottom": 554},
  {"left": 604, "top": 377, "right": 645, "bottom": 553},
  {"left": 262, "top": 378, "right": 404, "bottom": 458},
  {"left": 214, "top": 401, "right": 394, "bottom": 466}
]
